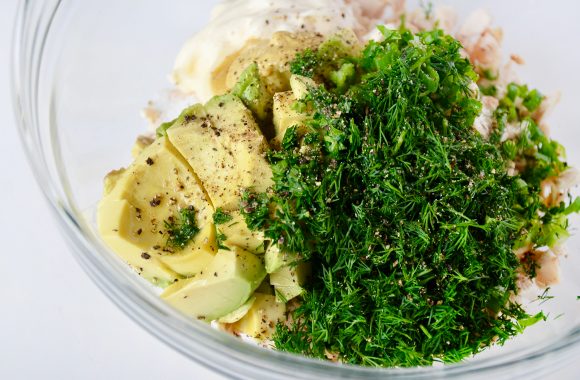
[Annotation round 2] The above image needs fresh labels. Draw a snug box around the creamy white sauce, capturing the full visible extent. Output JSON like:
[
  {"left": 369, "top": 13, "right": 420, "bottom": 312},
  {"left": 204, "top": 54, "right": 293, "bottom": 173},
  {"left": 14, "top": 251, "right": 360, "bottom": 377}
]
[{"left": 171, "top": 0, "right": 399, "bottom": 102}]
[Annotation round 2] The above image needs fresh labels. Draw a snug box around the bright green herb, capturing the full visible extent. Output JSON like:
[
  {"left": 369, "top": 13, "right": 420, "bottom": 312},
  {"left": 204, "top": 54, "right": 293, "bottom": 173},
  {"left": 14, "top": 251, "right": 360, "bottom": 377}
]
[
  {"left": 164, "top": 206, "right": 199, "bottom": 249},
  {"left": 156, "top": 117, "right": 177, "bottom": 137},
  {"left": 291, "top": 34, "right": 359, "bottom": 93},
  {"left": 492, "top": 83, "right": 578, "bottom": 251},
  {"left": 216, "top": 231, "right": 230, "bottom": 251},
  {"left": 516, "top": 311, "right": 546, "bottom": 331},
  {"left": 534, "top": 288, "right": 554, "bottom": 305},
  {"left": 231, "top": 62, "right": 272, "bottom": 123},
  {"left": 240, "top": 191, "right": 270, "bottom": 231},
  {"left": 241, "top": 26, "right": 577, "bottom": 366},
  {"left": 213, "top": 209, "right": 234, "bottom": 250},
  {"left": 213, "top": 208, "right": 233, "bottom": 225},
  {"left": 290, "top": 48, "right": 319, "bottom": 78}
]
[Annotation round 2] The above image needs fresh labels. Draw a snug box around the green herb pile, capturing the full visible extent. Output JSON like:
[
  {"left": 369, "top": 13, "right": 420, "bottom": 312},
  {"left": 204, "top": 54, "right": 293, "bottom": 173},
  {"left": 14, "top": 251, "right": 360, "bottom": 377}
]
[
  {"left": 491, "top": 83, "right": 580, "bottom": 252},
  {"left": 240, "top": 26, "right": 578, "bottom": 366},
  {"left": 164, "top": 206, "right": 199, "bottom": 249}
]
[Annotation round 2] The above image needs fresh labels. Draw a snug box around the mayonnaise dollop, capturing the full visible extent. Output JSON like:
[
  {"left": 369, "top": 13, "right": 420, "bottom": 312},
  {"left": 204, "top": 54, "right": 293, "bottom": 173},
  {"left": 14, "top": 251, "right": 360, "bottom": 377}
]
[{"left": 172, "top": 0, "right": 403, "bottom": 101}]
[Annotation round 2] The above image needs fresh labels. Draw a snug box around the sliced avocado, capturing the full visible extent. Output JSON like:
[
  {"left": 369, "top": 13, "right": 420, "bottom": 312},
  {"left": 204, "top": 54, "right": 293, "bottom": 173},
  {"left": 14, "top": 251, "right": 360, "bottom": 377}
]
[
  {"left": 156, "top": 104, "right": 206, "bottom": 137},
  {"left": 155, "top": 119, "right": 175, "bottom": 138},
  {"left": 270, "top": 262, "right": 311, "bottom": 303},
  {"left": 218, "top": 295, "right": 256, "bottom": 324},
  {"left": 264, "top": 244, "right": 299, "bottom": 274},
  {"left": 159, "top": 222, "right": 218, "bottom": 277},
  {"left": 290, "top": 74, "right": 317, "bottom": 100},
  {"left": 161, "top": 247, "right": 267, "bottom": 321},
  {"left": 97, "top": 136, "right": 214, "bottom": 286},
  {"left": 167, "top": 94, "right": 273, "bottom": 211},
  {"left": 271, "top": 91, "right": 310, "bottom": 147},
  {"left": 274, "top": 286, "right": 302, "bottom": 303},
  {"left": 203, "top": 94, "right": 273, "bottom": 202},
  {"left": 217, "top": 210, "right": 265, "bottom": 254},
  {"left": 231, "top": 63, "right": 273, "bottom": 126},
  {"left": 231, "top": 293, "right": 286, "bottom": 339},
  {"left": 98, "top": 198, "right": 179, "bottom": 286}
]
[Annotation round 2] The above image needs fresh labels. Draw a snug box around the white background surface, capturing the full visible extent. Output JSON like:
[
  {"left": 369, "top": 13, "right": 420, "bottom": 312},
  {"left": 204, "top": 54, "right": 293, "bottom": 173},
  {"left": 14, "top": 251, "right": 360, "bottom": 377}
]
[
  {"left": 0, "top": 1, "right": 224, "bottom": 378},
  {"left": 0, "top": 1, "right": 577, "bottom": 379}
]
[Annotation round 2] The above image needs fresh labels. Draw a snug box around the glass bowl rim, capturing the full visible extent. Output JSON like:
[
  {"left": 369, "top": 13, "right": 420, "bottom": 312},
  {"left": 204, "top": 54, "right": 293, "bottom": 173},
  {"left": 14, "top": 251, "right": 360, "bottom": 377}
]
[{"left": 10, "top": 1, "right": 580, "bottom": 378}]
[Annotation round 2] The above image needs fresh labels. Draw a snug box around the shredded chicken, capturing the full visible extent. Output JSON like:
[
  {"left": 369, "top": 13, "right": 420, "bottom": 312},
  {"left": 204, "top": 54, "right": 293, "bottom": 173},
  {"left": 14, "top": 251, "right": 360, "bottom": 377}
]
[
  {"left": 406, "top": 5, "right": 457, "bottom": 34},
  {"left": 473, "top": 95, "right": 499, "bottom": 139},
  {"left": 457, "top": 9, "right": 502, "bottom": 72},
  {"left": 533, "top": 248, "right": 561, "bottom": 288},
  {"left": 541, "top": 168, "right": 580, "bottom": 207}
]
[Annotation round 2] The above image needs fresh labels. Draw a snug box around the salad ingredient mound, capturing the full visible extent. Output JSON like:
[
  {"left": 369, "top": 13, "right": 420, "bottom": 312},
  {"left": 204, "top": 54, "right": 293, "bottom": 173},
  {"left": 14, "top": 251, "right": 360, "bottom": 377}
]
[
  {"left": 250, "top": 26, "right": 571, "bottom": 366},
  {"left": 98, "top": 3, "right": 580, "bottom": 369}
]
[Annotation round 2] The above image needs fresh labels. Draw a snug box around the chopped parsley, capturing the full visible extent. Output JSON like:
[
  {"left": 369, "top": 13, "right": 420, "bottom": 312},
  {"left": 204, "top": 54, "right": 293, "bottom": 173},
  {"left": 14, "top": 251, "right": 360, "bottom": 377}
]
[
  {"left": 290, "top": 48, "right": 319, "bottom": 78},
  {"left": 492, "top": 83, "right": 579, "bottom": 251},
  {"left": 241, "top": 26, "right": 579, "bottom": 366},
  {"left": 240, "top": 191, "right": 271, "bottom": 231},
  {"left": 216, "top": 231, "right": 230, "bottom": 251},
  {"left": 213, "top": 208, "right": 233, "bottom": 225},
  {"left": 164, "top": 206, "right": 199, "bottom": 249}
]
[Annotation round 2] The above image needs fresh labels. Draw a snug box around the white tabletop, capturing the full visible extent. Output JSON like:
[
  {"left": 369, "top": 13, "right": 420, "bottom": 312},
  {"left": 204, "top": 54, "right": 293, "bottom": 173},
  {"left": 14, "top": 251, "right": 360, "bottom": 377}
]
[
  {"left": 0, "top": 1, "right": 576, "bottom": 379},
  {"left": 0, "top": 1, "right": 223, "bottom": 378}
]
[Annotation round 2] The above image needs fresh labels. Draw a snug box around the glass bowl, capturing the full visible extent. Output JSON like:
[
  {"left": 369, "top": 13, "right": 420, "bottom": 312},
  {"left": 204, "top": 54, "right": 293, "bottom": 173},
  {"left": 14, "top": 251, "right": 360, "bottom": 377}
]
[{"left": 12, "top": 0, "right": 580, "bottom": 378}]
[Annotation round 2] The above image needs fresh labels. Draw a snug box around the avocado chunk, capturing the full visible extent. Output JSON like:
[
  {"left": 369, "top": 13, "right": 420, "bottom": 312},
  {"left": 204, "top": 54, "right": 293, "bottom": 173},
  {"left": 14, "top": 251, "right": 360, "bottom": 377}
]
[
  {"left": 161, "top": 247, "right": 267, "bottom": 321},
  {"left": 316, "top": 29, "right": 361, "bottom": 84},
  {"left": 156, "top": 104, "right": 205, "bottom": 137},
  {"left": 98, "top": 198, "right": 179, "bottom": 287},
  {"left": 159, "top": 222, "right": 218, "bottom": 277},
  {"left": 217, "top": 210, "right": 265, "bottom": 254},
  {"left": 264, "top": 244, "right": 299, "bottom": 274},
  {"left": 97, "top": 137, "right": 214, "bottom": 286},
  {"left": 289, "top": 74, "right": 317, "bottom": 100},
  {"left": 167, "top": 94, "right": 273, "bottom": 211},
  {"left": 218, "top": 295, "right": 256, "bottom": 324},
  {"left": 272, "top": 91, "right": 310, "bottom": 147},
  {"left": 231, "top": 63, "right": 272, "bottom": 125},
  {"left": 270, "top": 262, "right": 311, "bottom": 303},
  {"left": 230, "top": 293, "right": 286, "bottom": 339}
]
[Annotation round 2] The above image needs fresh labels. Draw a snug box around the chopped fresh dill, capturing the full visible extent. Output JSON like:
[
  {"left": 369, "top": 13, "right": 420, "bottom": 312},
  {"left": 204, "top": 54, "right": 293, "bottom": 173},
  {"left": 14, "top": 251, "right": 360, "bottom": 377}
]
[
  {"left": 290, "top": 48, "right": 319, "bottom": 78},
  {"left": 533, "top": 287, "right": 555, "bottom": 305},
  {"left": 216, "top": 231, "right": 230, "bottom": 251},
  {"left": 164, "top": 206, "right": 199, "bottom": 250},
  {"left": 240, "top": 191, "right": 270, "bottom": 231},
  {"left": 516, "top": 311, "right": 546, "bottom": 331},
  {"left": 240, "top": 26, "right": 579, "bottom": 366},
  {"left": 213, "top": 208, "right": 234, "bottom": 250},
  {"left": 213, "top": 208, "right": 233, "bottom": 225},
  {"left": 492, "top": 82, "right": 578, "bottom": 251}
]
